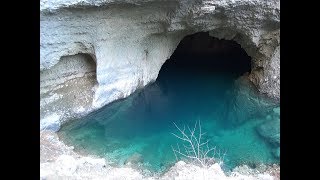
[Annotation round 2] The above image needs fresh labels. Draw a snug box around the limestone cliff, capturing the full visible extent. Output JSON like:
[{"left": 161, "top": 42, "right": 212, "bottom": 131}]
[{"left": 40, "top": 0, "right": 280, "bottom": 130}]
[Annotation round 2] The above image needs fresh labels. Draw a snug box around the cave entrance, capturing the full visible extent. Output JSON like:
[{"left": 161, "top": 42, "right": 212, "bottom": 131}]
[
  {"left": 158, "top": 32, "right": 251, "bottom": 81},
  {"left": 152, "top": 32, "right": 254, "bottom": 125},
  {"left": 59, "top": 33, "right": 279, "bottom": 174}
]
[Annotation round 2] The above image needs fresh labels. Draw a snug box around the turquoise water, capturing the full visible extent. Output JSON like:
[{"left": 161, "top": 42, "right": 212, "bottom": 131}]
[{"left": 59, "top": 56, "right": 280, "bottom": 173}]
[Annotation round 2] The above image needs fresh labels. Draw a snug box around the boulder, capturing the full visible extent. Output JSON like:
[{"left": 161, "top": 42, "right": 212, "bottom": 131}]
[
  {"left": 272, "top": 147, "right": 280, "bottom": 159},
  {"left": 124, "top": 153, "right": 144, "bottom": 166},
  {"left": 256, "top": 119, "right": 280, "bottom": 146},
  {"left": 40, "top": 113, "right": 61, "bottom": 132}
]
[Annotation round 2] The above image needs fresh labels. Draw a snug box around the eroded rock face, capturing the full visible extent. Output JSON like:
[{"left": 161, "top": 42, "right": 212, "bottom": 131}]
[
  {"left": 40, "top": 53, "right": 98, "bottom": 128},
  {"left": 40, "top": 0, "right": 280, "bottom": 127}
]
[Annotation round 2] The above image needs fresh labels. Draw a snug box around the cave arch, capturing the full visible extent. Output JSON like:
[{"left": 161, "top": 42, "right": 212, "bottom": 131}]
[
  {"left": 153, "top": 32, "right": 276, "bottom": 126},
  {"left": 157, "top": 32, "right": 252, "bottom": 80}
]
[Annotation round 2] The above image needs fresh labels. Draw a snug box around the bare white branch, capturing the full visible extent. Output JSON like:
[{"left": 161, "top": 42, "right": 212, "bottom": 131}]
[
  {"left": 172, "top": 145, "right": 178, "bottom": 161},
  {"left": 171, "top": 120, "right": 225, "bottom": 168},
  {"left": 171, "top": 133, "right": 189, "bottom": 142}
]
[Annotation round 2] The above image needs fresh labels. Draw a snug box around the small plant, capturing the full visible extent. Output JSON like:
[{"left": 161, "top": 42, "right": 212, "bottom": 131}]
[{"left": 171, "top": 120, "right": 226, "bottom": 168}]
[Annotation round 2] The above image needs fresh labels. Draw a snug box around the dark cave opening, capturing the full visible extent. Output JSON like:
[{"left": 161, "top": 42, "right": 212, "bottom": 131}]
[{"left": 158, "top": 32, "right": 251, "bottom": 79}]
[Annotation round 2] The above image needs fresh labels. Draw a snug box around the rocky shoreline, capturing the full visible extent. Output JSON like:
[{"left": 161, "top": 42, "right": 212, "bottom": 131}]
[{"left": 41, "top": 130, "right": 279, "bottom": 180}]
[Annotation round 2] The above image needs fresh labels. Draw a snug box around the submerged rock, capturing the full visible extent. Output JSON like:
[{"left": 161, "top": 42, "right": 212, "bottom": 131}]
[
  {"left": 256, "top": 106, "right": 280, "bottom": 147},
  {"left": 256, "top": 118, "right": 280, "bottom": 146},
  {"left": 273, "top": 107, "right": 280, "bottom": 116},
  {"left": 272, "top": 147, "right": 280, "bottom": 159},
  {"left": 223, "top": 75, "right": 278, "bottom": 125},
  {"left": 124, "top": 152, "right": 144, "bottom": 166}
]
